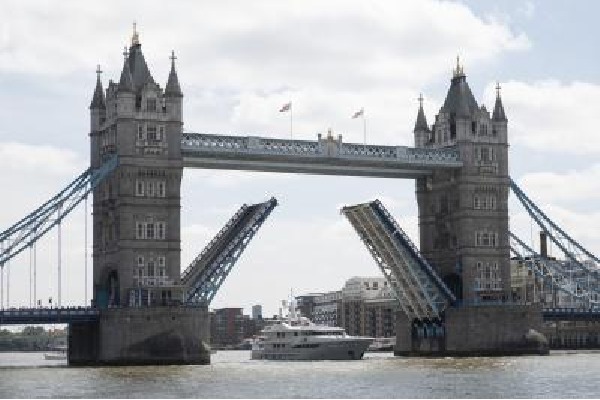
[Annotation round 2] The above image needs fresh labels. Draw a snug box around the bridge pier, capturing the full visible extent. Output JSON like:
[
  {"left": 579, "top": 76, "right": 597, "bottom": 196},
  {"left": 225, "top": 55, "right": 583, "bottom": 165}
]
[
  {"left": 68, "top": 306, "right": 210, "bottom": 366},
  {"left": 395, "top": 304, "right": 549, "bottom": 356}
]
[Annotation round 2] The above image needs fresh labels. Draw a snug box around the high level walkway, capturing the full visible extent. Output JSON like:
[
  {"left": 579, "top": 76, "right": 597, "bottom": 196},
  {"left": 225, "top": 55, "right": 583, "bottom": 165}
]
[
  {"left": 182, "top": 198, "right": 278, "bottom": 304},
  {"left": 181, "top": 133, "right": 462, "bottom": 179}
]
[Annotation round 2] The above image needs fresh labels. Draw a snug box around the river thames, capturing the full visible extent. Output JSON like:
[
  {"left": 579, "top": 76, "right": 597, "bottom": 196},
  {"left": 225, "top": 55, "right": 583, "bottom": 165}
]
[{"left": 1, "top": 350, "right": 599, "bottom": 398}]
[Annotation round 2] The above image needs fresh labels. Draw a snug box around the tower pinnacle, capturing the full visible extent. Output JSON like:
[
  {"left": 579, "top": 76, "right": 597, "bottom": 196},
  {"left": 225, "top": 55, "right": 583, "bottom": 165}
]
[
  {"left": 453, "top": 55, "right": 465, "bottom": 78},
  {"left": 118, "top": 46, "right": 134, "bottom": 92},
  {"left": 90, "top": 64, "right": 106, "bottom": 109},
  {"left": 414, "top": 93, "right": 429, "bottom": 132},
  {"left": 165, "top": 50, "right": 183, "bottom": 97},
  {"left": 131, "top": 22, "right": 140, "bottom": 46},
  {"left": 492, "top": 81, "right": 507, "bottom": 121}
]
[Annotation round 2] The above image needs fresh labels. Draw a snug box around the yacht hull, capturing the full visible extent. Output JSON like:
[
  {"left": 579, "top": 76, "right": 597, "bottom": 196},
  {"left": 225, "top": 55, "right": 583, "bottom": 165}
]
[{"left": 252, "top": 339, "right": 371, "bottom": 361}]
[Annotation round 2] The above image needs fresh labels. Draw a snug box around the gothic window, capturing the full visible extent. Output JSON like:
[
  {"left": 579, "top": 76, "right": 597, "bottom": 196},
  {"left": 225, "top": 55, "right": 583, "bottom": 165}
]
[
  {"left": 157, "top": 181, "right": 166, "bottom": 197},
  {"left": 475, "top": 262, "right": 502, "bottom": 291},
  {"left": 146, "top": 223, "right": 155, "bottom": 239},
  {"left": 157, "top": 222, "right": 165, "bottom": 240},
  {"left": 158, "top": 256, "right": 165, "bottom": 267},
  {"left": 159, "top": 125, "right": 165, "bottom": 139},
  {"left": 137, "top": 125, "right": 144, "bottom": 141},
  {"left": 471, "top": 121, "right": 477, "bottom": 135},
  {"left": 147, "top": 181, "right": 155, "bottom": 197},
  {"left": 136, "top": 222, "right": 144, "bottom": 239},
  {"left": 480, "top": 147, "right": 490, "bottom": 162},
  {"left": 147, "top": 125, "right": 158, "bottom": 141},
  {"left": 474, "top": 193, "right": 497, "bottom": 210},
  {"left": 137, "top": 256, "right": 144, "bottom": 267},
  {"left": 147, "top": 98, "right": 157, "bottom": 112},
  {"left": 147, "top": 261, "right": 155, "bottom": 277},
  {"left": 136, "top": 180, "right": 144, "bottom": 197},
  {"left": 475, "top": 231, "right": 498, "bottom": 247}
]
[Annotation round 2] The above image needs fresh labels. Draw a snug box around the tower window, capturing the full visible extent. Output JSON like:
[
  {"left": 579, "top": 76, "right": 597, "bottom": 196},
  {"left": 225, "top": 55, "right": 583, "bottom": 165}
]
[
  {"left": 147, "top": 261, "right": 155, "bottom": 277},
  {"left": 137, "top": 125, "right": 144, "bottom": 141},
  {"left": 136, "top": 222, "right": 144, "bottom": 239},
  {"left": 137, "top": 256, "right": 145, "bottom": 267},
  {"left": 157, "top": 181, "right": 166, "bottom": 197},
  {"left": 147, "top": 98, "right": 157, "bottom": 112},
  {"left": 147, "top": 181, "right": 155, "bottom": 197},
  {"left": 157, "top": 222, "right": 165, "bottom": 240},
  {"left": 136, "top": 180, "right": 144, "bottom": 197},
  {"left": 147, "top": 125, "right": 158, "bottom": 141},
  {"left": 146, "top": 223, "right": 155, "bottom": 239}
]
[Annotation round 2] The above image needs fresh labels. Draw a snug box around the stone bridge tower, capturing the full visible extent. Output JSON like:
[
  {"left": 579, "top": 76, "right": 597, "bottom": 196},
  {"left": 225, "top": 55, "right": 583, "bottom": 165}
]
[
  {"left": 414, "top": 59, "right": 510, "bottom": 304},
  {"left": 89, "top": 28, "right": 184, "bottom": 307}
]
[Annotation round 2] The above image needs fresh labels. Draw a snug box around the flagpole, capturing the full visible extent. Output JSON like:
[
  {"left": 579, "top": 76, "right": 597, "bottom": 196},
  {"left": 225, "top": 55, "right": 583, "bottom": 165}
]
[{"left": 363, "top": 113, "right": 367, "bottom": 146}]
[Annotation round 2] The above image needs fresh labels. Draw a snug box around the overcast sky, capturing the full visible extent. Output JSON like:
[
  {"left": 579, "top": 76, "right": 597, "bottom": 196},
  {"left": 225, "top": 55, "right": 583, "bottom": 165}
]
[{"left": 0, "top": 0, "right": 599, "bottom": 316}]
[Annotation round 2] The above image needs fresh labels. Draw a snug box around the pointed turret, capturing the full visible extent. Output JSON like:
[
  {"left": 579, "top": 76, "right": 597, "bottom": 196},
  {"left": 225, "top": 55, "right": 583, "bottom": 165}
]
[
  {"left": 492, "top": 82, "right": 507, "bottom": 122},
  {"left": 90, "top": 65, "right": 106, "bottom": 109},
  {"left": 414, "top": 93, "right": 429, "bottom": 132},
  {"left": 442, "top": 56, "right": 478, "bottom": 118},
  {"left": 165, "top": 50, "right": 183, "bottom": 97},
  {"left": 118, "top": 47, "right": 134, "bottom": 92}
]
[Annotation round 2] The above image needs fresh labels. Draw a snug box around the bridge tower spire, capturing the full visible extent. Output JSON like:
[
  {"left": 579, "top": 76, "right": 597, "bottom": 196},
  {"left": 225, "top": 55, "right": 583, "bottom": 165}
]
[
  {"left": 90, "top": 29, "right": 184, "bottom": 308},
  {"left": 416, "top": 58, "right": 510, "bottom": 303}
]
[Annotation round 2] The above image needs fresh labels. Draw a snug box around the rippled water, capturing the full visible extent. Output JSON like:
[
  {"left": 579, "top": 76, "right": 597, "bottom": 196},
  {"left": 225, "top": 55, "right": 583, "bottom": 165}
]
[{"left": 1, "top": 350, "right": 600, "bottom": 398}]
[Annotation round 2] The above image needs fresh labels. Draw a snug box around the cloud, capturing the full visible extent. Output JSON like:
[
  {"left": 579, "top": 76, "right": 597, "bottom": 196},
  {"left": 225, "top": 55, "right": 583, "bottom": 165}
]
[
  {"left": 483, "top": 80, "right": 600, "bottom": 154},
  {"left": 517, "top": 164, "right": 600, "bottom": 204},
  {"left": 0, "top": 1, "right": 529, "bottom": 86}
]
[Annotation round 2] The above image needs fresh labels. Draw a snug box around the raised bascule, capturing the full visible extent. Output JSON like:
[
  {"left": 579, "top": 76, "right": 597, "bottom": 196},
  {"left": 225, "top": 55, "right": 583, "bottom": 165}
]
[{"left": 1, "top": 29, "right": 599, "bottom": 363}]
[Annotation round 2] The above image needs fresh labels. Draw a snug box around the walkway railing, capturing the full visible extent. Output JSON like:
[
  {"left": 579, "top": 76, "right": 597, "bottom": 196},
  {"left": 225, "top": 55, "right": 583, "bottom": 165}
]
[{"left": 181, "top": 133, "right": 462, "bottom": 170}]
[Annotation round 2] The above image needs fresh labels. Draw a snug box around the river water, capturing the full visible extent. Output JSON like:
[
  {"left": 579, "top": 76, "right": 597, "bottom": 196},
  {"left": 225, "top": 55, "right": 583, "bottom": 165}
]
[{"left": 0, "top": 350, "right": 599, "bottom": 398}]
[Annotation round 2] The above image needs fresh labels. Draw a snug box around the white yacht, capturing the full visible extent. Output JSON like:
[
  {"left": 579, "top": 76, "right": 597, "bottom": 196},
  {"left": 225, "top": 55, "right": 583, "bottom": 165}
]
[{"left": 251, "top": 305, "right": 372, "bottom": 361}]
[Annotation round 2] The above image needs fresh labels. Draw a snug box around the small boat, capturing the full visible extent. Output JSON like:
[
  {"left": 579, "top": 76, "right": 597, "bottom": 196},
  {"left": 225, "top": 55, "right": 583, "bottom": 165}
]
[
  {"left": 251, "top": 300, "right": 372, "bottom": 361},
  {"left": 44, "top": 345, "right": 67, "bottom": 360},
  {"left": 367, "top": 337, "right": 396, "bottom": 352}
]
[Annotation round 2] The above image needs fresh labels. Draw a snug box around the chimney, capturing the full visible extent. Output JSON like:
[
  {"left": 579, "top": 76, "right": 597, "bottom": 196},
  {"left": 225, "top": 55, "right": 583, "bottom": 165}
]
[{"left": 540, "top": 231, "right": 548, "bottom": 258}]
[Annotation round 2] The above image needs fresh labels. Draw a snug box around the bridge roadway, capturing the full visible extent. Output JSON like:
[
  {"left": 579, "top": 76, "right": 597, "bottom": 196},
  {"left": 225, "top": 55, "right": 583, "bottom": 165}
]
[
  {"left": 0, "top": 307, "right": 99, "bottom": 325},
  {"left": 1, "top": 306, "right": 596, "bottom": 326},
  {"left": 181, "top": 132, "right": 463, "bottom": 178}
]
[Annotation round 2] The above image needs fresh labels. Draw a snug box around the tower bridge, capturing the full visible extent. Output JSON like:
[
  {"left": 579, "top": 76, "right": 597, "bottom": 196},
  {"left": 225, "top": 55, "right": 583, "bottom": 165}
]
[{"left": 1, "top": 30, "right": 598, "bottom": 364}]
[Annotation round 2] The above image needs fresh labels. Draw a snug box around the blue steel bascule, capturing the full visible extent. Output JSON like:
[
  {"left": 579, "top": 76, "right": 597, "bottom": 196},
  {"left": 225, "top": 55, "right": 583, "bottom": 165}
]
[{"left": 1, "top": 32, "right": 600, "bottom": 362}]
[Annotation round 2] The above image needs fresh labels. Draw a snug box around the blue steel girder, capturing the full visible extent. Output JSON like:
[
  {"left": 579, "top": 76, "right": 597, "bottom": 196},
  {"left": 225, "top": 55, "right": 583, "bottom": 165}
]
[
  {"left": 184, "top": 197, "right": 277, "bottom": 304},
  {"left": 0, "top": 307, "right": 99, "bottom": 325},
  {"left": 509, "top": 231, "right": 600, "bottom": 306},
  {"left": 0, "top": 155, "right": 118, "bottom": 266},
  {"left": 180, "top": 204, "right": 250, "bottom": 284},
  {"left": 341, "top": 200, "right": 455, "bottom": 322},
  {"left": 181, "top": 132, "right": 462, "bottom": 179},
  {"left": 510, "top": 178, "right": 599, "bottom": 273}
]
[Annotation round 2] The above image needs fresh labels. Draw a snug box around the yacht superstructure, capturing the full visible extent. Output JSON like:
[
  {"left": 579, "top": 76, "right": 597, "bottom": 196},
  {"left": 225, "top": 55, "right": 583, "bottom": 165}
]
[{"left": 251, "top": 303, "right": 372, "bottom": 360}]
